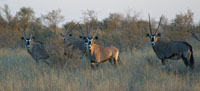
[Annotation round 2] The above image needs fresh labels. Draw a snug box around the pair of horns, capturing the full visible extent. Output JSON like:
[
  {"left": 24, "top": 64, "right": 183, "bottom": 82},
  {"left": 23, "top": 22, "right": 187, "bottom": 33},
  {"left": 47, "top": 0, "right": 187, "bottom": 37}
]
[
  {"left": 148, "top": 14, "right": 163, "bottom": 35},
  {"left": 79, "top": 22, "right": 97, "bottom": 39},
  {"left": 23, "top": 23, "right": 33, "bottom": 38},
  {"left": 65, "top": 22, "right": 78, "bottom": 36}
]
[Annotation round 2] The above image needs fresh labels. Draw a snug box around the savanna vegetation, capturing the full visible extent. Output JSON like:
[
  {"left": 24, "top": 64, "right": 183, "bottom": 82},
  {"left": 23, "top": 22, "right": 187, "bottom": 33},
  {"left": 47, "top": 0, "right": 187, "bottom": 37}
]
[{"left": 0, "top": 4, "right": 200, "bottom": 91}]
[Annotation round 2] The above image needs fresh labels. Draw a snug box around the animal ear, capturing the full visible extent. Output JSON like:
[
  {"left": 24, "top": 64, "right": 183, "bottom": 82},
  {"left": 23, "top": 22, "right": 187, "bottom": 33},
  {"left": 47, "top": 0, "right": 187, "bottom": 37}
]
[
  {"left": 60, "top": 33, "right": 63, "bottom": 36},
  {"left": 60, "top": 33, "right": 64, "bottom": 37},
  {"left": 146, "top": 33, "right": 150, "bottom": 37},
  {"left": 83, "top": 37, "right": 86, "bottom": 39},
  {"left": 79, "top": 35, "right": 83, "bottom": 38},
  {"left": 95, "top": 36, "right": 98, "bottom": 40},
  {"left": 21, "top": 37, "right": 24, "bottom": 40},
  {"left": 157, "top": 33, "right": 161, "bottom": 37},
  {"left": 32, "top": 36, "right": 36, "bottom": 39},
  {"left": 69, "top": 34, "right": 72, "bottom": 37}
]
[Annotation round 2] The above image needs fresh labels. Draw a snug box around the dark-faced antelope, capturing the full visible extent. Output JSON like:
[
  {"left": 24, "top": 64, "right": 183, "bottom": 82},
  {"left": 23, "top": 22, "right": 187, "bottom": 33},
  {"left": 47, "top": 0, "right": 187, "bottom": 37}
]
[
  {"left": 60, "top": 22, "right": 86, "bottom": 58},
  {"left": 146, "top": 14, "right": 194, "bottom": 70},
  {"left": 79, "top": 23, "right": 121, "bottom": 68},
  {"left": 21, "top": 25, "right": 50, "bottom": 65}
]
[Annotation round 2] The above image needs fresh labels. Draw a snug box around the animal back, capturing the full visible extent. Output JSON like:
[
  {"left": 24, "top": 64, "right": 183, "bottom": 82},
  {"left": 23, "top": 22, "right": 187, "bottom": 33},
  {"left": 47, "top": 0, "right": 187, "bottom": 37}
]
[{"left": 31, "top": 43, "right": 49, "bottom": 59}]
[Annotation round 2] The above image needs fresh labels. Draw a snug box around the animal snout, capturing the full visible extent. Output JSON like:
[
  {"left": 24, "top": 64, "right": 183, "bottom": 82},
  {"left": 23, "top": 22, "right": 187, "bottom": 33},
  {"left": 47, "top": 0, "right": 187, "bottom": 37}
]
[
  {"left": 84, "top": 43, "right": 88, "bottom": 47},
  {"left": 64, "top": 52, "right": 67, "bottom": 55},
  {"left": 26, "top": 45, "right": 31, "bottom": 48},
  {"left": 63, "top": 40, "right": 66, "bottom": 43},
  {"left": 88, "top": 45, "right": 91, "bottom": 49},
  {"left": 151, "top": 42, "right": 155, "bottom": 46}
]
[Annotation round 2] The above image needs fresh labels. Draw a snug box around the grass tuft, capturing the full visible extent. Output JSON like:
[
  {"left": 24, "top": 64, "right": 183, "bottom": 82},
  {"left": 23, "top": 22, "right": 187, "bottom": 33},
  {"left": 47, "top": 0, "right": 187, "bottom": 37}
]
[{"left": 0, "top": 47, "right": 200, "bottom": 91}]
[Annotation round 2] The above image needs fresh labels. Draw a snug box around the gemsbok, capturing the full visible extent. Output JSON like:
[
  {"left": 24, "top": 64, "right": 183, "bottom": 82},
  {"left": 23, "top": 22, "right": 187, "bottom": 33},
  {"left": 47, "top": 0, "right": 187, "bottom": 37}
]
[
  {"left": 60, "top": 22, "right": 86, "bottom": 58},
  {"left": 146, "top": 14, "right": 194, "bottom": 70},
  {"left": 79, "top": 23, "right": 121, "bottom": 68},
  {"left": 21, "top": 24, "right": 50, "bottom": 65}
]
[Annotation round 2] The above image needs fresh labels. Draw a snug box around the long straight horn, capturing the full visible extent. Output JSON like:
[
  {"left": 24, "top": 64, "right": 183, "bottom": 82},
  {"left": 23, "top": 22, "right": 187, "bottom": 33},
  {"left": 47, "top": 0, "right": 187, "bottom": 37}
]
[
  {"left": 148, "top": 14, "right": 153, "bottom": 35},
  {"left": 67, "top": 23, "right": 78, "bottom": 35},
  {"left": 92, "top": 28, "right": 98, "bottom": 39},
  {"left": 85, "top": 23, "right": 89, "bottom": 37},
  {"left": 154, "top": 15, "right": 163, "bottom": 35},
  {"left": 30, "top": 23, "right": 33, "bottom": 38},
  {"left": 88, "top": 22, "right": 93, "bottom": 36},
  {"left": 78, "top": 23, "right": 85, "bottom": 37},
  {"left": 23, "top": 24, "right": 27, "bottom": 38},
  {"left": 66, "top": 22, "right": 73, "bottom": 31},
  {"left": 92, "top": 23, "right": 99, "bottom": 38}
]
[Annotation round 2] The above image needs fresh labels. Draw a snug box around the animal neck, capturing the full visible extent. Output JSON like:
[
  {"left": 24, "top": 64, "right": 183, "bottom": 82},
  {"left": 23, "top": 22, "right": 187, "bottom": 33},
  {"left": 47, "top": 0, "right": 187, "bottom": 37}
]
[
  {"left": 89, "top": 45, "right": 94, "bottom": 54},
  {"left": 152, "top": 44, "right": 157, "bottom": 51},
  {"left": 152, "top": 39, "right": 169, "bottom": 52},
  {"left": 89, "top": 44, "right": 98, "bottom": 55},
  {"left": 34, "top": 40, "right": 45, "bottom": 44},
  {"left": 27, "top": 47, "right": 32, "bottom": 54}
]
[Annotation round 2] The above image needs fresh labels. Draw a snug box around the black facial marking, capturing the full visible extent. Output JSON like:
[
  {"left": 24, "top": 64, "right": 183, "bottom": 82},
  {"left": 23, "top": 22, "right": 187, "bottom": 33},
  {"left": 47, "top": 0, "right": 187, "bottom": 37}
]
[
  {"left": 151, "top": 38, "right": 154, "bottom": 42},
  {"left": 32, "top": 36, "right": 35, "bottom": 39},
  {"left": 146, "top": 34, "right": 150, "bottom": 37},
  {"left": 21, "top": 37, "right": 24, "bottom": 40},
  {"left": 88, "top": 41, "right": 91, "bottom": 45},
  {"left": 25, "top": 38, "right": 31, "bottom": 46},
  {"left": 95, "top": 36, "right": 98, "bottom": 40},
  {"left": 150, "top": 35, "right": 155, "bottom": 42},
  {"left": 157, "top": 33, "right": 161, "bottom": 36},
  {"left": 84, "top": 39, "right": 88, "bottom": 43}
]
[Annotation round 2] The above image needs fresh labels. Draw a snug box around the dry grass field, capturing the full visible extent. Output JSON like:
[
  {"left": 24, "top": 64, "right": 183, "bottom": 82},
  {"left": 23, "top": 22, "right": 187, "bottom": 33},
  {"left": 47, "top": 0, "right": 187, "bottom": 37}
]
[
  {"left": 0, "top": 43, "right": 200, "bottom": 91},
  {"left": 0, "top": 4, "right": 200, "bottom": 91}
]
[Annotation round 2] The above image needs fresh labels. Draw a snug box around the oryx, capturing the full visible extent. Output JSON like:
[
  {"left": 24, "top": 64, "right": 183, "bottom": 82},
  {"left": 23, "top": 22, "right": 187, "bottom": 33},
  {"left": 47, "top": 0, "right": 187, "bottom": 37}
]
[
  {"left": 21, "top": 24, "right": 50, "bottom": 65},
  {"left": 146, "top": 14, "right": 194, "bottom": 70},
  {"left": 60, "top": 22, "right": 86, "bottom": 58},
  {"left": 79, "top": 23, "right": 121, "bottom": 68}
]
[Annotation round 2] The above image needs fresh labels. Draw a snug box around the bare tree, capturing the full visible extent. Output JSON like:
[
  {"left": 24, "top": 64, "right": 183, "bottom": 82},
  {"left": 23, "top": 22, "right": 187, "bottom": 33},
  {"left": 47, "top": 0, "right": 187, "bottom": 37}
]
[
  {"left": 16, "top": 7, "right": 35, "bottom": 25},
  {"left": 172, "top": 9, "right": 194, "bottom": 31},
  {"left": 82, "top": 9, "right": 98, "bottom": 23},
  {"left": 41, "top": 9, "right": 64, "bottom": 34},
  {"left": 1, "top": 4, "right": 12, "bottom": 25}
]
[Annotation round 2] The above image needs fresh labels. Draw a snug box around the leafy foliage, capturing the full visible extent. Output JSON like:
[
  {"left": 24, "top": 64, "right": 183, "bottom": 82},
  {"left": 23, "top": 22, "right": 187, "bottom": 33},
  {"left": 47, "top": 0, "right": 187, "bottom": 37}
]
[{"left": 0, "top": 5, "right": 199, "bottom": 64}]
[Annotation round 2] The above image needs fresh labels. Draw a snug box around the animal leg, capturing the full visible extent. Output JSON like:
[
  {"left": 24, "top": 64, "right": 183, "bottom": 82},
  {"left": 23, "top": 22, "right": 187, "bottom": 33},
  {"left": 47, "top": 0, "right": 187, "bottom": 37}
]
[
  {"left": 161, "top": 59, "right": 166, "bottom": 69},
  {"left": 113, "top": 54, "right": 122, "bottom": 65},
  {"left": 43, "top": 60, "right": 50, "bottom": 65},
  {"left": 117, "top": 56, "right": 122, "bottom": 65},
  {"left": 188, "top": 51, "right": 194, "bottom": 70},
  {"left": 109, "top": 59, "right": 113, "bottom": 64},
  {"left": 113, "top": 58, "right": 117, "bottom": 65},
  {"left": 182, "top": 57, "right": 189, "bottom": 68},
  {"left": 183, "top": 50, "right": 194, "bottom": 70},
  {"left": 91, "top": 61, "right": 95, "bottom": 68},
  {"left": 96, "top": 63, "right": 99, "bottom": 67},
  {"left": 35, "top": 59, "right": 39, "bottom": 65}
]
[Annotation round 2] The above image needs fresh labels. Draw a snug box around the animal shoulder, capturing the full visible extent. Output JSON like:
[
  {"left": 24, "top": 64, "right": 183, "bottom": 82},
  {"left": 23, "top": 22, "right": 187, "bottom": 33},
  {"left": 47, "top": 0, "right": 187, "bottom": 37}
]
[
  {"left": 70, "top": 39, "right": 82, "bottom": 44},
  {"left": 157, "top": 37, "right": 170, "bottom": 43},
  {"left": 33, "top": 40, "right": 46, "bottom": 45}
]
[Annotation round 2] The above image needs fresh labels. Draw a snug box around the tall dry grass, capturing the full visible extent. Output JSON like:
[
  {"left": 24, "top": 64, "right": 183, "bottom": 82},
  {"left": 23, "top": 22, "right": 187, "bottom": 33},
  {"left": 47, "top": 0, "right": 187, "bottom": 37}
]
[{"left": 0, "top": 46, "right": 200, "bottom": 91}]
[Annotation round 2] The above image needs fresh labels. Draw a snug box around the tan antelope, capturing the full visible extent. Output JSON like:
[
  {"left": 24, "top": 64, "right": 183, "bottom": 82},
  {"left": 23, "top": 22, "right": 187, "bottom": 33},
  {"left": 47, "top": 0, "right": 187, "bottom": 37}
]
[
  {"left": 146, "top": 14, "right": 194, "bottom": 70},
  {"left": 60, "top": 22, "right": 86, "bottom": 58},
  {"left": 21, "top": 24, "right": 50, "bottom": 65},
  {"left": 79, "top": 23, "right": 121, "bottom": 68}
]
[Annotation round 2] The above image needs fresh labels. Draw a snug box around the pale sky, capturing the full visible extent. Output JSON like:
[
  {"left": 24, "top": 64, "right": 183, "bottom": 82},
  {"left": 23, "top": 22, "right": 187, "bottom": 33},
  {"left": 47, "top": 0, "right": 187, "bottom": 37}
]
[{"left": 0, "top": 0, "right": 199, "bottom": 25}]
